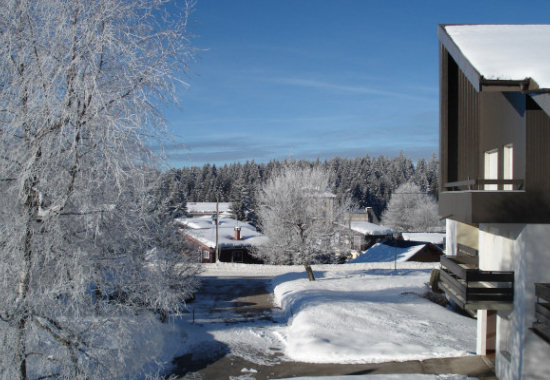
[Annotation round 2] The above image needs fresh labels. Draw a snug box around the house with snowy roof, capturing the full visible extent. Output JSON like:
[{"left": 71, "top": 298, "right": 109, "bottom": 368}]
[
  {"left": 178, "top": 216, "right": 266, "bottom": 263},
  {"left": 344, "top": 221, "right": 395, "bottom": 252},
  {"left": 348, "top": 240, "right": 442, "bottom": 264},
  {"left": 437, "top": 24, "right": 550, "bottom": 380}
]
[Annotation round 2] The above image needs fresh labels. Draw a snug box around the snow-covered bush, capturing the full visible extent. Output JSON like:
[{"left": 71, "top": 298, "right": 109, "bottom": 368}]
[
  {"left": 381, "top": 182, "right": 442, "bottom": 232},
  {"left": 255, "top": 165, "right": 350, "bottom": 270}
]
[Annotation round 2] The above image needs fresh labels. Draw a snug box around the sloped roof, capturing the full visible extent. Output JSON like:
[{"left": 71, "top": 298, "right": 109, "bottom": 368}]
[
  {"left": 347, "top": 242, "right": 426, "bottom": 263},
  {"left": 349, "top": 221, "right": 394, "bottom": 236},
  {"left": 402, "top": 232, "right": 445, "bottom": 246},
  {"left": 177, "top": 216, "right": 267, "bottom": 249},
  {"left": 439, "top": 25, "right": 550, "bottom": 91}
]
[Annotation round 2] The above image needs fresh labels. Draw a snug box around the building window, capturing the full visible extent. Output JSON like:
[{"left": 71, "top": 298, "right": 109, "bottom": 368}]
[
  {"left": 484, "top": 149, "right": 499, "bottom": 190},
  {"left": 503, "top": 144, "right": 513, "bottom": 190},
  {"left": 202, "top": 250, "right": 210, "bottom": 260}
]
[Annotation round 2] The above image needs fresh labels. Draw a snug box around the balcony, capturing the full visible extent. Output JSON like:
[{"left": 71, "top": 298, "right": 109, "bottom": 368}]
[
  {"left": 533, "top": 283, "right": 550, "bottom": 343},
  {"left": 439, "top": 178, "right": 550, "bottom": 224},
  {"left": 439, "top": 255, "right": 514, "bottom": 311}
]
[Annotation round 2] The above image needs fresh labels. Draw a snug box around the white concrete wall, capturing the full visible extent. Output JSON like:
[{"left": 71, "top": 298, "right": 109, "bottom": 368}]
[
  {"left": 445, "top": 219, "right": 456, "bottom": 255},
  {"left": 478, "top": 224, "right": 550, "bottom": 380}
]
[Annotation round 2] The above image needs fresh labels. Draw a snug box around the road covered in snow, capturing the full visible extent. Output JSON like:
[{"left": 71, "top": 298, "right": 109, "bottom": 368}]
[{"left": 160, "top": 262, "right": 477, "bottom": 379}]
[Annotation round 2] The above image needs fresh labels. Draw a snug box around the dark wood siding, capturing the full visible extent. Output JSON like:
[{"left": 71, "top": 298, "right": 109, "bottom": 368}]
[
  {"left": 456, "top": 67, "right": 480, "bottom": 182},
  {"left": 526, "top": 106, "right": 550, "bottom": 192},
  {"left": 440, "top": 45, "right": 479, "bottom": 189},
  {"left": 440, "top": 44, "right": 449, "bottom": 188},
  {"left": 440, "top": 45, "right": 457, "bottom": 186}
]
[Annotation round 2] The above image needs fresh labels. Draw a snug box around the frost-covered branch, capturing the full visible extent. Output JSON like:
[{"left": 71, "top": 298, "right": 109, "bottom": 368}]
[
  {"left": 0, "top": 1, "right": 199, "bottom": 378},
  {"left": 255, "top": 165, "right": 351, "bottom": 273},
  {"left": 381, "top": 181, "right": 442, "bottom": 232}
]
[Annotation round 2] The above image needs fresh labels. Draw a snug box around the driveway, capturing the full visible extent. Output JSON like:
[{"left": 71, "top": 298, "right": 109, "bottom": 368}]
[{"left": 168, "top": 271, "right": 496, "bottom": 380}]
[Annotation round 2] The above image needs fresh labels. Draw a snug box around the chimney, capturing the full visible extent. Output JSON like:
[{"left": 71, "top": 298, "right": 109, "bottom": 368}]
[
  {"left": 366, "top": 207, "right": 374, "bottom": 223},
  {"left": 234, "top": 226, "right": 241, "bottom": 240}
]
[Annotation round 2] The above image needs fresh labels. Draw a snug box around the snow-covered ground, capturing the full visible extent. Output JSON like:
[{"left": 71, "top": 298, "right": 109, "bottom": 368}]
[
  {"left": 276, "top": 375, "right": 476, "bottom": 380},
  {"left": 272, "top": 266, "right": 476, "bottom": 364},
  {"left": 199, "top": 261, "right": 437, "bottom": 276},
  {"left": 142, "top": 262, "right": 476, "bottom": 377}
]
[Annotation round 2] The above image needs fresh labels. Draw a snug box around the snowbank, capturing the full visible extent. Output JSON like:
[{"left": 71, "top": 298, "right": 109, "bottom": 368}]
[
  {"left": 272, "top": 268, "right": 476, "bottom": 364},
  {"left": 276, "top": 375, "right": 475, "bottom": 380}
]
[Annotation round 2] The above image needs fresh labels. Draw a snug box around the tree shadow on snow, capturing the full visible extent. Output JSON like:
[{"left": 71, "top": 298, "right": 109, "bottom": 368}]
[{"left": 169, "top": 337, "right": 230, "bottom": 377}]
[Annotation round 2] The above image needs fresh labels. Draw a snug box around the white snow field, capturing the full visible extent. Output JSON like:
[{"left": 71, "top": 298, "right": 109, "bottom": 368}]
[
  {"left": 274, "top": 375, "right": 475, "bottom": 380},
  {"left": 271, "top": 264, "right": 476, "bottom": 364},
  {"left": 142, "top": 262, "right": 476, "bottom": 377}
]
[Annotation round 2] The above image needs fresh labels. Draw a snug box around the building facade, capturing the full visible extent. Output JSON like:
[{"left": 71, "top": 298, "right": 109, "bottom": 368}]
[{"left": 437, "top": 25, "right": 550, "bottom": 380}]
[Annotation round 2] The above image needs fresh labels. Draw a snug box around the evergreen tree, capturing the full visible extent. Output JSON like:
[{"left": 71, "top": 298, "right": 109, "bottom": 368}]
[{"left": 173, "top": 153, "right": 439, "bottom": 223}]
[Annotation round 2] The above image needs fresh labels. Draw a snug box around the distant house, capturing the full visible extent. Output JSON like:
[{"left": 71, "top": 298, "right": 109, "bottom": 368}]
[
  {"left": 348, "top": 207, "right": 380, "bottom": 224},
  {"left": 348, "top": 240, "right": 443, "bottom": 264},
  {"left": 186, "top": 202, "right": 232, "bottom": 217},
  {"left": 178, "top": 216, "right": 266, "bottom": 263},
  {"left": 437, "top": 24, "right": 550, "bottom": 380},
  {"left": 345, "top": 221, "right": 394, "bottom": 252}
]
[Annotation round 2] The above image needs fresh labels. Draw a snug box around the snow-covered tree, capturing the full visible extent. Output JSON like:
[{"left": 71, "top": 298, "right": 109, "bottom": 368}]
[
  {"left": 381, "top": 182, "right": 442, "bottom": 232},
  {"left": 0, "top": 1, "right": 198, "bottom": 378},
  {"left": 157, "top": 169, "right": 188, "bottom": 219},
  {"left": 255, "top": 165, "right": 349, "bottom": 279}
]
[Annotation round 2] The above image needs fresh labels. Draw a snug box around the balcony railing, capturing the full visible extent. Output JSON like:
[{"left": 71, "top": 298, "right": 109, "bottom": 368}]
[
  {"left": 439, "top": 255, "right": 514, "bottom": 311},
  {"left": 438, "top": 177, "right": 549, "bottom": 223},
  {"left": 533, "top": 283, "right": 550, "bottom": 343},
  {"left": 444, "top": 178, "right": 524, "bottom": 191}
]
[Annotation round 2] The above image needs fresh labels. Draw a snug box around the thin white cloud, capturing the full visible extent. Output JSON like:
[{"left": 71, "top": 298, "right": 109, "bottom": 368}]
[{"left": 265, "top": 76, "right": 435, "bottom": 102}]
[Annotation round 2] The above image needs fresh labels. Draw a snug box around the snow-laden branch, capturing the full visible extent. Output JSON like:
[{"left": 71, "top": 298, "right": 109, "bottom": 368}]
[{"left": 0, "top": 1, "right": 199, "bottom": 378}]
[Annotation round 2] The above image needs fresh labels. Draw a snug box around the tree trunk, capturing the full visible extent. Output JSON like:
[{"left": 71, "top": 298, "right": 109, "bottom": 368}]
[
  {"left": 15, "top": 316, "right": 28, "bottom": 380},
  {"left": 304, "top": 264, "right": 315, "bottom": 281}
]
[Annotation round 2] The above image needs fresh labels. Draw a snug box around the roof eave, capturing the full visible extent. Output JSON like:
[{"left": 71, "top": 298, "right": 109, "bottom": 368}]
[
  {"left": 480, "top": 78, "right": 534, "bottom": 93},
  {"left": 438, "top": 24, "right": 546, "bottom": 94},
  {"left": 438, "top": 24, "right": 483, "bottom": 92}
]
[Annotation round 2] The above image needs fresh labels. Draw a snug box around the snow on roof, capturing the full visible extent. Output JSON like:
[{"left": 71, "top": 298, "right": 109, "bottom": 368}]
[
  {"left": 349, "top": 221, "right": 394, "bottom": 236},
  {"left": 401, "top": 233, "right": 445, "bottom": 245},
  {"left": 347, "top": 242, "right": 426, "bottom": 263},
  {"left": 176, "top": 215, "right": 216, "bottom": 229},
  {"left": 178, "top": 216, "right": 267, "bottom": 249},
  {"left": 186, "top": 202, "right": 232, "bottom": 214},
  {"left": 177, "top": 215, "right": 248, "bottom": 230},
  {"left": 444, "top": 25, "right": 550, "bottom": 89}
]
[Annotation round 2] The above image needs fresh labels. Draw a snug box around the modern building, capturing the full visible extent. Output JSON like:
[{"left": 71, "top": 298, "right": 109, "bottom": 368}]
[{"left": 437, "top": 24, "right": 550, "bottom": 380}]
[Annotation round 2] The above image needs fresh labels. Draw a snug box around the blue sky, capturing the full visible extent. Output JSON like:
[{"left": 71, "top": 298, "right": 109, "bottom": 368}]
[{"left": 164, "top": 0, "right": 550, "bottom": 167}]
